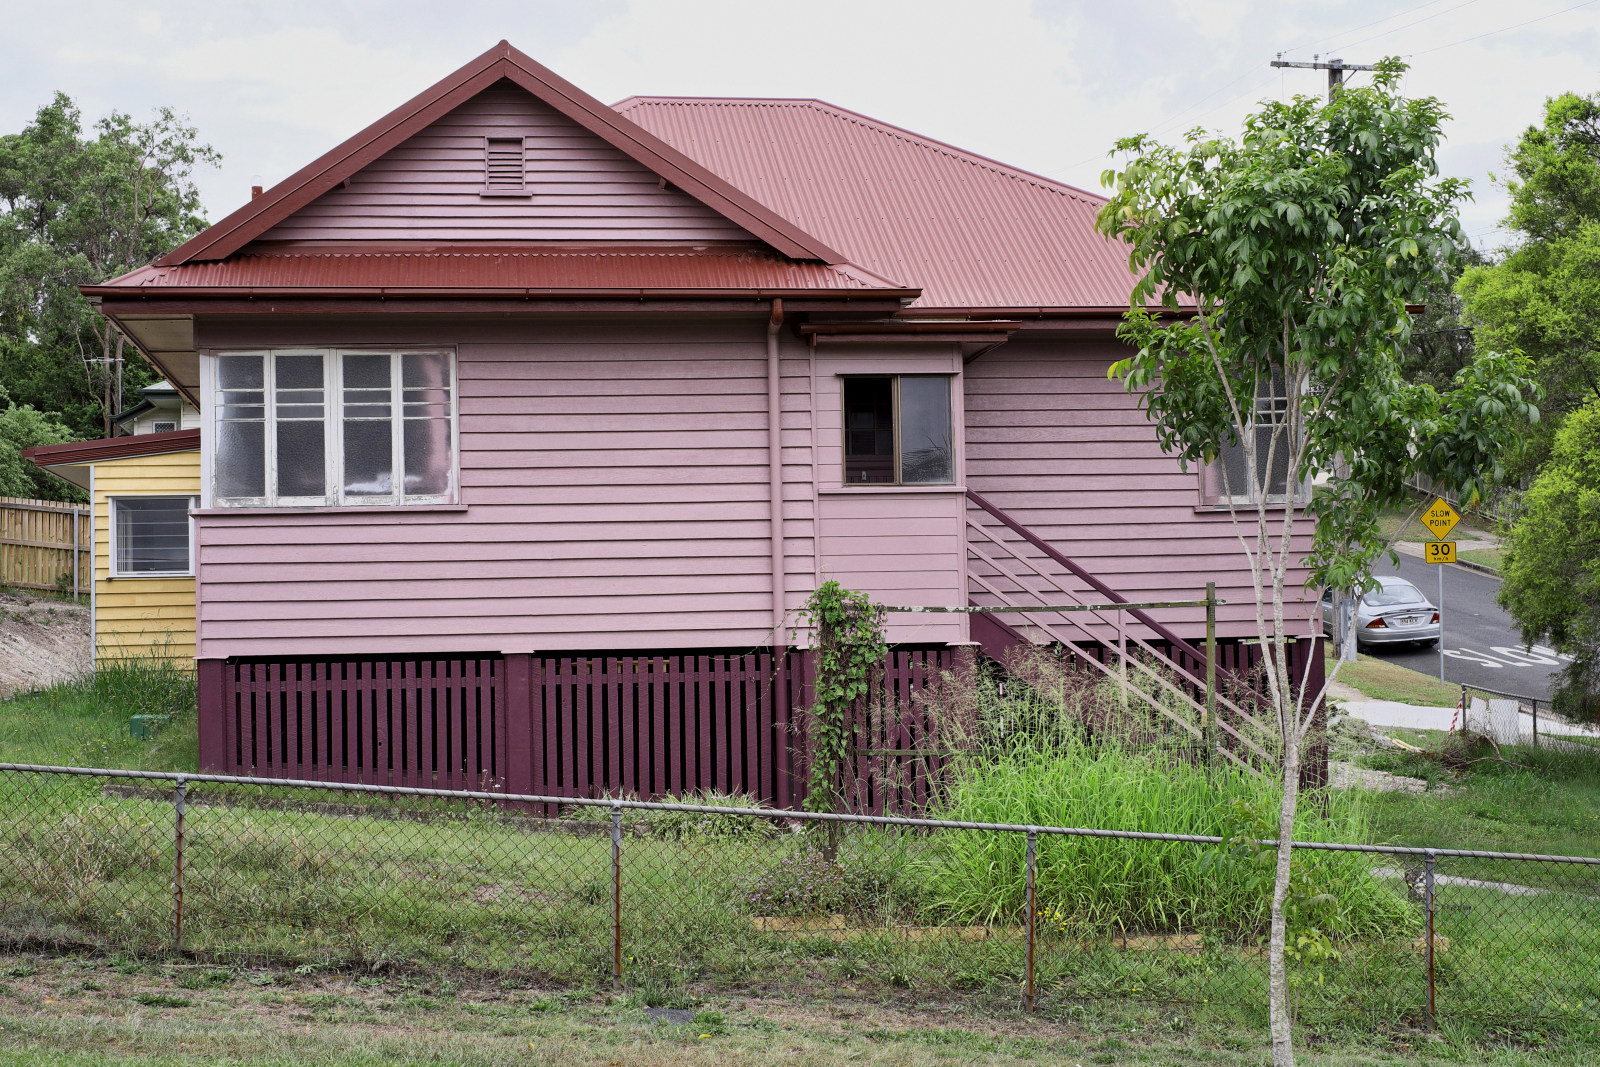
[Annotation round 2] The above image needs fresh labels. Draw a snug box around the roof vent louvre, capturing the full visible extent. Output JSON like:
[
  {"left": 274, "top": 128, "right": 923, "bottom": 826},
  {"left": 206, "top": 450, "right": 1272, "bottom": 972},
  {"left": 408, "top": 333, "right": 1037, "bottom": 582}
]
[{"left": 485, "top": 138, "right": 526, "bottom": 193}]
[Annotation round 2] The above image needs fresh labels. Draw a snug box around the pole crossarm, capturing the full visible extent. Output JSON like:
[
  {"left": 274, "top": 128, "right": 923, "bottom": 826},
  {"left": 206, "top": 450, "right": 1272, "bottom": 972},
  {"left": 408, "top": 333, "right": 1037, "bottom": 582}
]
[{"left": 1269, "top": 59, "right": 1378, "bottom": 71}]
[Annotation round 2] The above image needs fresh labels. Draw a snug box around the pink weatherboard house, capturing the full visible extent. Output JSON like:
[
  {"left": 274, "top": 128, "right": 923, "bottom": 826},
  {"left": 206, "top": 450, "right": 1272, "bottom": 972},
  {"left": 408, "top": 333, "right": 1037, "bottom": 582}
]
[{"left": 86, "top": 42, "right": 1321, "bottom": 804}]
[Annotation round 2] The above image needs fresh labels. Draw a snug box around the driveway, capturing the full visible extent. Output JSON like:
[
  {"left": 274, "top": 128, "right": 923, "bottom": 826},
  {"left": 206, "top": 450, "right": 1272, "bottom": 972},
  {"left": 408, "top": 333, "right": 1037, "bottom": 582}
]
[{"left": 1361, "top": 553, "right": 1570, "bottom": 702}]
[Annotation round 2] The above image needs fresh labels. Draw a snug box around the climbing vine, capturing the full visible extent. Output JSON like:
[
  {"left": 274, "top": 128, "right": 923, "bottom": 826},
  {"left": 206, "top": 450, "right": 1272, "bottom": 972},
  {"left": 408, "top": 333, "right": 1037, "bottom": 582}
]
[{"left": 795, "top": 580, "right": 887, "bottom": 816}]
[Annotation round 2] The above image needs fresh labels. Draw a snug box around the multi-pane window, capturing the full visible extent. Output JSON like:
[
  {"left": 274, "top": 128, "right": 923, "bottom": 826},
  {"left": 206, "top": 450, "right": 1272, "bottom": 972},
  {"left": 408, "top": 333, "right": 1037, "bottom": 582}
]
[
  {"left": 111, "top": 497, "right": 195, "bottom": 576},
  {"left": 1208, "top": 377, "right": 1308, "bottom": 504},
  {"left": 212, "top": 350, "right": 455, "bottom": 507},
  {"left": 843, "top": 376, "right": 954, "bottom": 485}
]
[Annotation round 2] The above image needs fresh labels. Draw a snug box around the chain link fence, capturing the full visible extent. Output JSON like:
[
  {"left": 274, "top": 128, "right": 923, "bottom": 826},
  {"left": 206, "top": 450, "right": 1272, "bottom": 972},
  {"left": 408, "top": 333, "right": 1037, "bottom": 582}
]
[{"left": 2, "top": 762, "right": 1597, "bottom": 1031}]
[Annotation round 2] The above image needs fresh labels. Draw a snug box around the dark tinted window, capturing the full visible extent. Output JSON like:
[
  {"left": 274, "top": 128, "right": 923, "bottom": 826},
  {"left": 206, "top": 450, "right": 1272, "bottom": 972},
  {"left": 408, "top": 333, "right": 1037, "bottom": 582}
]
[{"left": 844, "top": 377, "right": 894, "bottom": 484}]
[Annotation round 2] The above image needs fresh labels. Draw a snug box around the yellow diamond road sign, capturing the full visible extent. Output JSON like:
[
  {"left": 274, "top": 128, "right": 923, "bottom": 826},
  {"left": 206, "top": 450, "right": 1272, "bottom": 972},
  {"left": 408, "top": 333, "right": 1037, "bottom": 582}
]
[{"left": 1422, "top": 498, "right": 1461, "bottom": 541}]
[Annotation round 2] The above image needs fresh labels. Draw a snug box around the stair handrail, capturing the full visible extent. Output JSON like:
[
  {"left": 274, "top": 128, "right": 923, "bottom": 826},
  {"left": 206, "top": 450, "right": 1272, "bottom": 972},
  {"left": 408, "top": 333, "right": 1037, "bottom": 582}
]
[{"left": 964, "top": 488, "right": 1225, "bottom": 677}]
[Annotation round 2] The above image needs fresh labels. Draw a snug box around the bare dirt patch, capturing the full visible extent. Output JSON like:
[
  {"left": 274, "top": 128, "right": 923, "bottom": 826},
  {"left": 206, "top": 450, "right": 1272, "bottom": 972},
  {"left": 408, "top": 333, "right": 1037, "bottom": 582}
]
[{"left": 0, "top": 592, "right": 90, "bottom": 699}]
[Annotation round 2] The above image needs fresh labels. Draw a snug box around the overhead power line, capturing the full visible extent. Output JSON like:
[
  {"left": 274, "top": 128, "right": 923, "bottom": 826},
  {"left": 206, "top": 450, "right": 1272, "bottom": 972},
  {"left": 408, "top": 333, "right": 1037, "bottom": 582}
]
[
  {"left": 1322, "top": 0, "right": 1484, "bottom": 54},
  {"left": 1413, "top": 0, "right": 1600, "bottom": 55},
  {"left": 1282, "top": 0, "right": 1452, "bottom": 56}
]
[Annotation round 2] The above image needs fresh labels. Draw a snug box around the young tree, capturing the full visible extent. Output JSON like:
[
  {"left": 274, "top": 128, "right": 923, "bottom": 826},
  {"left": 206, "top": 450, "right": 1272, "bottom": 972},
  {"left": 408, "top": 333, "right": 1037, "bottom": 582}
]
[
  {"left": 1457, "top": 92, "right": 1600, "bottom": 480},
  {"left": 0, "top": 93, "right": 218, "bottom": 438},
  {"left": 1498, "top": 400, "right": 1600, "bottom": 719},
  {"left": 1095, "top": 61, "right": 1537, "bottom": 1065}
]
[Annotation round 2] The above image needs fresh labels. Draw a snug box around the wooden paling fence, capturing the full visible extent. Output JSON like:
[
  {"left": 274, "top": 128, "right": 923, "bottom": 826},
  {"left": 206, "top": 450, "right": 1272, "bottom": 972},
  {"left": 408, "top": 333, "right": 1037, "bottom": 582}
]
[
  {"left": 0, "top": 496, "right": 90, "bottom": 596},
  {"left": 198, "top": 647, "right": 959, "bottom": 811}
]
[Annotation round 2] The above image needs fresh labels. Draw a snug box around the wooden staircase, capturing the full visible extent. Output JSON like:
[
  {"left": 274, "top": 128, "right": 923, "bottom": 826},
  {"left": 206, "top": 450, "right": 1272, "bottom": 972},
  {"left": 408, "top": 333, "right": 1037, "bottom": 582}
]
[{"left": 963, "top": 489, "right": 1278, "bottom": 771}]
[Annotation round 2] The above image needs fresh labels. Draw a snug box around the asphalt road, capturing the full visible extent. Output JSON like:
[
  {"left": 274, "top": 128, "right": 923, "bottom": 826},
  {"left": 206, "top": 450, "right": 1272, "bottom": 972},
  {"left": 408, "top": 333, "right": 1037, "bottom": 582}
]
[{"left": 1357, "top": 553, "right": 1569, "bottom": 702}]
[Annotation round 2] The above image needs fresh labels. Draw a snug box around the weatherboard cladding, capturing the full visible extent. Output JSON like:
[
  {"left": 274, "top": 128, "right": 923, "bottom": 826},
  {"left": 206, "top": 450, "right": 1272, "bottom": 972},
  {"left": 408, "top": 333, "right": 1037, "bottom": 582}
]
[
  {"left": 105, "top": 249, "right": 896, "bottom": 293},
  {"left": 191, "top": 319, "right": 832, "bottom": 658},
  {"left": 615, "top": 97, "right": 1137, "bottom": 310},
  {"left": 962, "top": 339, "right": 1315, "bottom": 638},
  {"left": 257, "top": 84, "right": 758, "bottom": 246}
]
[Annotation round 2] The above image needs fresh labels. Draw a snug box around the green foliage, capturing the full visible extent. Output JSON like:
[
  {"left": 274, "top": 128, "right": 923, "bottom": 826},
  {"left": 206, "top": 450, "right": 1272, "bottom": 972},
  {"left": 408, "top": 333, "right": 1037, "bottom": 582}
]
[
  {"left": 1096, "top": 59, "right": 1539, "bottom": 598},
  {"left": 1205, "top": 799, "right": 1343, "bottom": 975},
  {"left": 1399, "top": 243, "right": 1482, "bottom": 391},
  {"left": 920, "top": 736, "right": 1409, "bottom": 940},
  {"left": 0, "top": 92, "right": 217, "bottom": 438},
  {"left": 1457, "top": 92, "right": 1600, "bottom": 479},
  {"left": 794, "top": 580, "right": 887, "bottom": 815},
  {"left": 744, "top": 844, "right": 899, "bottom": 918},
  {"left": 1497, "top": 400, "right": 1600, "bottom": 719},
  {"left": 0, "top": 393, "right": 82, "bottom": 501}
]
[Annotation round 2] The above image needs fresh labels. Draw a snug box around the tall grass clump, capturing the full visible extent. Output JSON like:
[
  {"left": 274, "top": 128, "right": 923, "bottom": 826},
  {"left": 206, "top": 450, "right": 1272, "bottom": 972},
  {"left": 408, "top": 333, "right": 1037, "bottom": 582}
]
[
  {"left": 916, "top": 652, "right": 1414, "bottom": 942},
  {"left": 0, "top": 646, "right": 196, "bottom": 770}
]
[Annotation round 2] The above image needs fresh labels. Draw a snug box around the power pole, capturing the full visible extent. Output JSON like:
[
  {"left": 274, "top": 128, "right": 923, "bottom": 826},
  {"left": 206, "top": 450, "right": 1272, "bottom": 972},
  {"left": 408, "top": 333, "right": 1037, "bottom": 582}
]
[{"left": 1270, "top": 54, "right": 1378, "bottom": 104}]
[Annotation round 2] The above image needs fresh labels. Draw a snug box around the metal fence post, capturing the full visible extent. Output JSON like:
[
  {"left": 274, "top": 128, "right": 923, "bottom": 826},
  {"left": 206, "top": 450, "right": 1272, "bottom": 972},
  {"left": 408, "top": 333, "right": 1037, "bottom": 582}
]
[
  {"left": 1204, "top": 582, "right": 1217, "bottom": 765},
  {"left": 1024, "top": 829, "right": 1037, "bottom": 1013},
  {"left": 1532, "top": 699, "right": 1539, "bottom": 748},
  {"left": 1424, "top": 849, "right": 1436, "bottom": 1029},
  {"left": 173, "top": 776, "right": 187, "bottom": 953},
  {"left": 611, "top": 804, "right": 622, "bottom": 991}
]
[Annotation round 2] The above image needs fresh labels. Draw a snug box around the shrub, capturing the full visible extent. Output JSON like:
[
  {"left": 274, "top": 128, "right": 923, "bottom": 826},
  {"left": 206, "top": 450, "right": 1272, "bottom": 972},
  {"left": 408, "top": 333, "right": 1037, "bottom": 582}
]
[{"left": 744, "top": 845, "right": 895, "bottom": 919}]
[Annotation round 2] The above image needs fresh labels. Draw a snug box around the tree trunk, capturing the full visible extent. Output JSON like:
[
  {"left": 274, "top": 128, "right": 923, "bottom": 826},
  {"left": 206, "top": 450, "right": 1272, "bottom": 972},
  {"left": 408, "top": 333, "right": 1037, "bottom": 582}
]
[{"left": 1269, "top": 720, "right": 1302, "bottom": 1067}]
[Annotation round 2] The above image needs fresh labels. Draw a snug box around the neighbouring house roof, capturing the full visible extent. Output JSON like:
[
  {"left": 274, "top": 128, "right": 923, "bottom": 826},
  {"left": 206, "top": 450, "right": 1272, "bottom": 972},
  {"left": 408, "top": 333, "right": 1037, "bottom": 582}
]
[
  {"left": 24, "top": 429, "right": 200, "bottom": 492},
  {"left": 112, "top": 380, "right": 182, "bottom": 433},
  {"left": 153, "top": 41, "right": 846, "bottom": 267},
  {"left": 86, "top": 247, "right": 911, "bottom": 298},
  {"left": 25, "top": 430, "right": 201, "bottom": 468},
  {"left": 614, "top": 97, "right": 1145, "bottom": 311}
]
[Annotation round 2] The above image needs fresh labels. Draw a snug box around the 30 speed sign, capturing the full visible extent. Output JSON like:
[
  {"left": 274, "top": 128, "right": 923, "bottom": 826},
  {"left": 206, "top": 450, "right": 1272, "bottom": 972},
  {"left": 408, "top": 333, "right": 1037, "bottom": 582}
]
[{"left": 1425, "top": 541, "right": 1457, "bottom": 564}]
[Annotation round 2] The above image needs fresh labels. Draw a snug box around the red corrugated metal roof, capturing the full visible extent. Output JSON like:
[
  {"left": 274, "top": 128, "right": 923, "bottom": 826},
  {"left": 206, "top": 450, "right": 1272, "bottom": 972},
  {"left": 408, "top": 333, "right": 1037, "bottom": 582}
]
[
  {"left": 614, "top": 97, "right": 1148, "bottom": 311},
  {"left": 92, "top": 247, "right": 911, "bottom": 296},
  {"left": 24, "top": 429, "right": 200, "bottom": 467}
]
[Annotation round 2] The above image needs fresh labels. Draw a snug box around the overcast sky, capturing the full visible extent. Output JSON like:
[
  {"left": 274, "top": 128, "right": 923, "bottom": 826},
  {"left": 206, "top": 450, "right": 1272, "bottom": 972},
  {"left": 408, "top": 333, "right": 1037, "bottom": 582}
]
[{"left": 6, "top": 0, "right": 1597, "bottom": 251}]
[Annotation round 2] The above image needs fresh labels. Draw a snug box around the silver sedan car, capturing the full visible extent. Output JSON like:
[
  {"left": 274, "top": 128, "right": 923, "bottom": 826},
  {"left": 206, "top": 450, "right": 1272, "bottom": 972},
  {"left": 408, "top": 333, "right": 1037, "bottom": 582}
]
[{"left": 1321, "top": 576, "right": 1441, "bottom": 648}]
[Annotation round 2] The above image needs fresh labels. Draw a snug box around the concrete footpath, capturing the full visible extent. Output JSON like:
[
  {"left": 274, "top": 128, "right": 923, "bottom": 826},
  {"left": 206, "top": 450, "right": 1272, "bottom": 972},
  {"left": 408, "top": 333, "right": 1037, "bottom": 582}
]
[{"left": 1339, "top": 699, "right": 1600, "bottom": 743}]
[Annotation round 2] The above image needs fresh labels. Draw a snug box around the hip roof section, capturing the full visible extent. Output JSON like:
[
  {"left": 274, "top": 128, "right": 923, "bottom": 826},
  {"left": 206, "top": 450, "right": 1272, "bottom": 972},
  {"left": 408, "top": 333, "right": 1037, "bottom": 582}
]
[{"left": 615, "top": 97, "right": 1144, "bottom": 311}]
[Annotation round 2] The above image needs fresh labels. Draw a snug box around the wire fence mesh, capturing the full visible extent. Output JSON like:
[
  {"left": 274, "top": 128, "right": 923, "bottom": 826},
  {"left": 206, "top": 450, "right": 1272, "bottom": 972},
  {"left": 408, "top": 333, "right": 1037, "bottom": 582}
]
[{"left": 2, "top": 763, "right": 1597, "bottom": 1032}]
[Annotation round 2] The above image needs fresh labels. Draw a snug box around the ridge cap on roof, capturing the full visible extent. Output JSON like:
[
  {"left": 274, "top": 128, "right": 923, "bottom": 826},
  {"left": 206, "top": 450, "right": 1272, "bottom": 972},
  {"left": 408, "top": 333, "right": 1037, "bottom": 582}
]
[{"left": 615, "top": 95, "right": 1109, "bottom": 207}]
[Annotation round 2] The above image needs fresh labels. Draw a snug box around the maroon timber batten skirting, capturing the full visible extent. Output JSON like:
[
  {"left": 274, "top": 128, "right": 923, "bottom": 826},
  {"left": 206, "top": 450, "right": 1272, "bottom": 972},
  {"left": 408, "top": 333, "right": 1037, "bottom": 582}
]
[
  {"left": 197, "top": 647, "right": 959, "bottom": 809},
  {"left": 195, "top": 641, "right": 1324, "bottom": 805}
]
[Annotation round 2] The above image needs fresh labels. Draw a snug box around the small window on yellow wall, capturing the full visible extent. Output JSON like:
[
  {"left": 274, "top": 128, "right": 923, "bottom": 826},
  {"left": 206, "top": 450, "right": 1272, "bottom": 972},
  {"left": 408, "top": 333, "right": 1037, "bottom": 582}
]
[
  {"left": 111, "top": 496, "right": 196, "bottom": 577},
  {"left": 843, "top": 375, "right": 953, "bottom": 485}
]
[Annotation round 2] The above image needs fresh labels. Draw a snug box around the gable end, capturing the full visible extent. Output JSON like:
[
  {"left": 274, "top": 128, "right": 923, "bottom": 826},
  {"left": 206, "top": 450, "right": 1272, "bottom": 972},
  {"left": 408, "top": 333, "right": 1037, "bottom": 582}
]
[{"left": 258, "top": 83, "right": 758, "bottom": 245}]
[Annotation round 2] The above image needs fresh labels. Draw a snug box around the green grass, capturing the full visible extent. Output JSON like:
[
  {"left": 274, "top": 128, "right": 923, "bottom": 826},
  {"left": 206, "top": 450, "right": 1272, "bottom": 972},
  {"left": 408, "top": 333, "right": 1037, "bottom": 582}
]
[
  {"left": 1458, "top": 547, "right": 1504, "bottom": 573},
  {"left": 2, "top": 650, "right": 1597, "bottom": 1042},
  {"left": 1, "top": 952, "right": 1597, "bottom": 1066},
  {"left": 0, "top": 659, "right": 197, "bottom": 772},
  {"left": 921, "top": 739, "right": 1409, "bottom": 939},
  {"left": 1327, "top": 648, "right": 1462, "bottom": 707},
  {"left": 1360, "top": 740, "right": 1600, "bottom": 859}
]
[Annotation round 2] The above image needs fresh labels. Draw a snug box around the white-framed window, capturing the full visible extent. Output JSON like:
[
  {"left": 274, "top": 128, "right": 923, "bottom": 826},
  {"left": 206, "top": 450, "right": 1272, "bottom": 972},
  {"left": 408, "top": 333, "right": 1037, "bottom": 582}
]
[
  {"left": 1203, "top": 378, "right": 1311, "bottom": 506},
  {"left": 209, "top": 349, "right": 457, "bottom": 508},
  {"left": 110, "top": 496, "right": 197, "bottom": 577}
]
